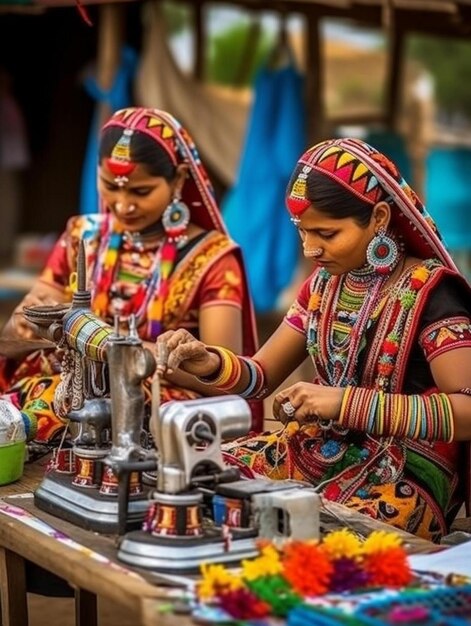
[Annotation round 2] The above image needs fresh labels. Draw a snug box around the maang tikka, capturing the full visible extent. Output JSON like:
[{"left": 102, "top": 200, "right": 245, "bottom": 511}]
[{"left": 105, "top": 128, "right": 136, "bottom": 185}]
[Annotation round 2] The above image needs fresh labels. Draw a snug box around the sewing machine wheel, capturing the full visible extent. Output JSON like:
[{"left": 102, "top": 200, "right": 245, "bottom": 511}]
[{"left": 185, "top": 412, "right": 216, "bottom": 448}]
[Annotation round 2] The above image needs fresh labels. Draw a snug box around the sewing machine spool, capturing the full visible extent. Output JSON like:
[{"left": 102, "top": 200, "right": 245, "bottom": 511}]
[
  {"left": 34, "top": 465, "right": 151, "bottom": 533},
  {"left": 34, "top": 398, "right": 152, "bottom": 533}
]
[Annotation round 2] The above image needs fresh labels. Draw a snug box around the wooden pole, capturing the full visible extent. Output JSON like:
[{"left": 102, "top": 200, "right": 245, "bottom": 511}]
[
  {"left": 384, "top": 9, "right": 406, "bottom": 132},
  {"left": 96, "top": 2, "right": 126, "bottom": 128},
  {"left": 305, "top": 9, "right": 324, "bottom": 144},
  {"left": 193, "top": 2, "right": 205, "bottom": 81}
]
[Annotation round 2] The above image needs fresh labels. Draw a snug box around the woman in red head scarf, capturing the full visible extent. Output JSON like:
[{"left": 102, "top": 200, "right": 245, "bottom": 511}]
[
  {"left": 156, "top": 138, "right": 471, "bottom": 542},
  {"left": 0, "top": 108, "right": 260, "bottom": 441}
]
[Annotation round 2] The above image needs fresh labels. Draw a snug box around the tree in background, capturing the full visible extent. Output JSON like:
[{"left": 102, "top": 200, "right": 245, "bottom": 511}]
[
  {"left": 161, "top": 1, "right": 189, "bottom": 35},
  {"left": 409, "top": 36, "right": 471, "bottom": 122},
  {"left": 161, "top": 3, "right": 273, "bottom": 88},
  {"left": 207, "top": 21, "right": 274, "bottom": 87}
]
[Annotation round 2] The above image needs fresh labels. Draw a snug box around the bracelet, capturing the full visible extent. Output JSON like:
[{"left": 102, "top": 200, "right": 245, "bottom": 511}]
[
  {"left": 338, "top": 386, "right": 455, "bottom": 442},
  {"left": 239, "top": 357, "right": 267, "bottom": 399},
  {"left": 196, "top": 346, "right": 241, "bottom": 389}
]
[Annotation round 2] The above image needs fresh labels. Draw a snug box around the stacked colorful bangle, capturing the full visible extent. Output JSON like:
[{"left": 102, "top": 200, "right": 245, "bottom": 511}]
[
  {"left": 197, "top": 347, "right": 267, "bottom": 398},
  {"left": 21, "top": 409, "right": 38, "bottom": 442},
  {"left": 197, "top": 346, "right": 242, "bottom": 390},
  {"left": 239, "top": 357, "right": 267, "bottom": 399},
  {"left": 338, "top": 386, "right": 454, "bottom": 442}
]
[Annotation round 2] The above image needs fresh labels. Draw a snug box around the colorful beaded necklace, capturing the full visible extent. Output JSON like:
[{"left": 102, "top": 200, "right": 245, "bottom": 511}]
[
  {"left": 91, "top": 218, "right": 180, "bottom": 340},
  {"left": 307, "top": 261, "right": 401, "bottom": 387}
]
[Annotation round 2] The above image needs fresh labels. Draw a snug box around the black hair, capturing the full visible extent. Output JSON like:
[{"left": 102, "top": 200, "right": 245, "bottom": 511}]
[
  {"left": 99, "top": 126, "right": 177, "bottom": 181},
  {"left": 287, "top": 163, "right": 388, "bottom": 227}
]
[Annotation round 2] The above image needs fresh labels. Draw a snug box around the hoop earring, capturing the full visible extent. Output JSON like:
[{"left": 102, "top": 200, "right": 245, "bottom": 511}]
[
  {"left": 162, "top": 197, "right": 190, "bottom": 246},
  {"left": 366, "top": 227, "right": 399, "bottom": 275}
]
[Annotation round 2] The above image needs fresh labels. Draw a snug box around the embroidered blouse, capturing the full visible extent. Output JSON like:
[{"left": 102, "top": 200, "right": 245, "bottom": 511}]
[{"left": 284, "top": 268, "right": 471, "bottom": 395}]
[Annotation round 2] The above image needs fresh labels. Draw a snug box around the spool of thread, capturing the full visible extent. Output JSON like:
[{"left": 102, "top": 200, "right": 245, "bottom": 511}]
[{"left": 63, "top": 309, "right": 114, "bottom": 361}]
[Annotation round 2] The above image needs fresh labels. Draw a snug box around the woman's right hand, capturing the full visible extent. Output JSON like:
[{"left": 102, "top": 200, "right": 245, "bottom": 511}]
[
  {"left": 155, "top": 329, "right": 221, "bottom": 378},
  {"left": 6, "top": 291, "right": 59, "bottom": 340}
]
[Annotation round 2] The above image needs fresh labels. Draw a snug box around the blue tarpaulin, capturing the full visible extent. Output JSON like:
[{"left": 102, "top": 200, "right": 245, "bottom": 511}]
[{"left": 223, "top": 63, "right": 306, "bottom": 312}]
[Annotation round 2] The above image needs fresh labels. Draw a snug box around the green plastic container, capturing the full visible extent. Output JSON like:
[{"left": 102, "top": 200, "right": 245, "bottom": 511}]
[{"left": 0, "top": 440, "right": 26, "bottom": 485}]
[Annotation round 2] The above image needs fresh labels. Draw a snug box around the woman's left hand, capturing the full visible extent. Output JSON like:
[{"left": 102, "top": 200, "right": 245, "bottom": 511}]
[{"left": 273, "top": 382, "right": 345, "bottom": 425}]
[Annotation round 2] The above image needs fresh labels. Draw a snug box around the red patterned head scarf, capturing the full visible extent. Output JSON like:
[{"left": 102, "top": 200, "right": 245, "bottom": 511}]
[
  {"left": 286, "top": 138, "right": 458, "bottom": 271},
  {"left": 101, "top": 107, "right": 227, "bottom": 234}
]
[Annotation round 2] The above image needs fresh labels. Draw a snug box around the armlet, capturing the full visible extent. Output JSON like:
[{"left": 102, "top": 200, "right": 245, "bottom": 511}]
[{"left": 419, "top": 316, "right": 471, "bottom": 362}]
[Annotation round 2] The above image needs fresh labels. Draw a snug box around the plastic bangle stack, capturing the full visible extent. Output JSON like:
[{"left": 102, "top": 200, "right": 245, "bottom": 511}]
[
  {"left": 338, "top": 386, "right": 454, "bottom": 442},
  {"left": 197, "top": 347, "right": 267, "bottom": 398},
  {"left": 197, "top": 346, "right": 242, "bottom": 389},
  {"left": 238, "top": 356, "right": 267, "bottom": 399},
  {"left": 21, "top": 409, "right": 38, "bottom": 441}
]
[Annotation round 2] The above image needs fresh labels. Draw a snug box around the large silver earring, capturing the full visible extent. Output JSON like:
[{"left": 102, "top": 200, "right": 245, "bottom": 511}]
[
  {"left": 366, "top": 227, "right": 399, "bottom": 275},
  {"left": 162, "top": 196, "right": 190, "bottom": 246}
]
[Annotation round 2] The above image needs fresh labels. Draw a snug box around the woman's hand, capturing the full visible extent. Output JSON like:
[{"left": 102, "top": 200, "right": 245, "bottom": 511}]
[
  {"left": 155, "top": 329, "right": 221, "bottom": 378},
  {"left": 273, "top": 382, "right": 345, "bottom": 425},
  {"left": 5, "top": 291, "right": 59, "bottom": 341}
]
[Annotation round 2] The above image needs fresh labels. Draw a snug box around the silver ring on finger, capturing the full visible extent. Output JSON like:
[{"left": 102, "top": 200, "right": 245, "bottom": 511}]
[{"left": 281, "top": 400, "right": 296, "bottom": 418}]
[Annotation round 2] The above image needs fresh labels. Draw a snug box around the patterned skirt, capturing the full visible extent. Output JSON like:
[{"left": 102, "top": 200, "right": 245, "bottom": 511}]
[{"left": 223, "top": 422, "right": 448, "bottom": 542}]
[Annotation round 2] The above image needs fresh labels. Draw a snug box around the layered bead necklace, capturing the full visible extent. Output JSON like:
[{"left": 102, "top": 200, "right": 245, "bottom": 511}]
[
  {"left": 307, "top": 258, "right": 403, "bottom": 387},
  {"left": 91, "top": 219, "right": 181, "bottom": 340}
]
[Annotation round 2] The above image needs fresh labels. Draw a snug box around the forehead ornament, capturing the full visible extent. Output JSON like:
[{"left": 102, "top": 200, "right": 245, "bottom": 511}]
[
  {"left": 287, "top": 164, "right": 312, "bottom": 217},
  {"left": 105, "top": 128, "right": 136, "bottom": 183},
  {"left": 293, "top": 165, "right": 311, "bottom": 198}
]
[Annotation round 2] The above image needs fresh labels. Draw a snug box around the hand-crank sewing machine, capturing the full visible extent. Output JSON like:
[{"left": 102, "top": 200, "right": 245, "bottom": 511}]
[{"left": 23, "top": 241, "right": 320, "bottom": 573}]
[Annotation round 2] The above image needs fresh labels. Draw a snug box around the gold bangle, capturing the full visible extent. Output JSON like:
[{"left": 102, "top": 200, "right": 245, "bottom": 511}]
[{"left": 197, "top": 346, "right": 235, "bottom": 386}]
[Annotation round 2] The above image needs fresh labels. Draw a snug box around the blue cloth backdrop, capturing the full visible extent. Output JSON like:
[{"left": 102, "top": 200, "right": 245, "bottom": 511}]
[
  {"left": 364, "top": 130, "right": 412, "bottom": 183},
  {"left": 223, "top": 64, "right": 306, "bottom": 312},
  {"left": 425, "top": 147, "right": 471, "bottom": 251},
  {"left": 79, "top": 46, "right": 138, "bottom": 215}
]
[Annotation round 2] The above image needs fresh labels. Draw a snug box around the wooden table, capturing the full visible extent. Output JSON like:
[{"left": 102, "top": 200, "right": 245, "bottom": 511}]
[
  {"left": 0, "top": 458, "right": 439, "bottom": 626},
  {"left": 0, "top": 459, "right": 184, "bottom": 626}
]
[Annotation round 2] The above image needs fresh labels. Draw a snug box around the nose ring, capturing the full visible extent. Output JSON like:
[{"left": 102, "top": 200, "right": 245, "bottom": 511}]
[
  {"left": 115, "top": 203, "right": 136, "bottom": 215},
  {"left": 305, "top": 247, "right": 323, "bottom": 258}
]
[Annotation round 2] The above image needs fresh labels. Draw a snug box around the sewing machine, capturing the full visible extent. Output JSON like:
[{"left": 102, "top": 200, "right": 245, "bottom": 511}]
[
  {"left": 22, "top": 241, "right": 320, "bottom": 559},
  {"left": 117, "top": 393, "right": 320, "bottom": 574},
  {"left": 23, "top": 242, "right": 156, "bottom": 533}
]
